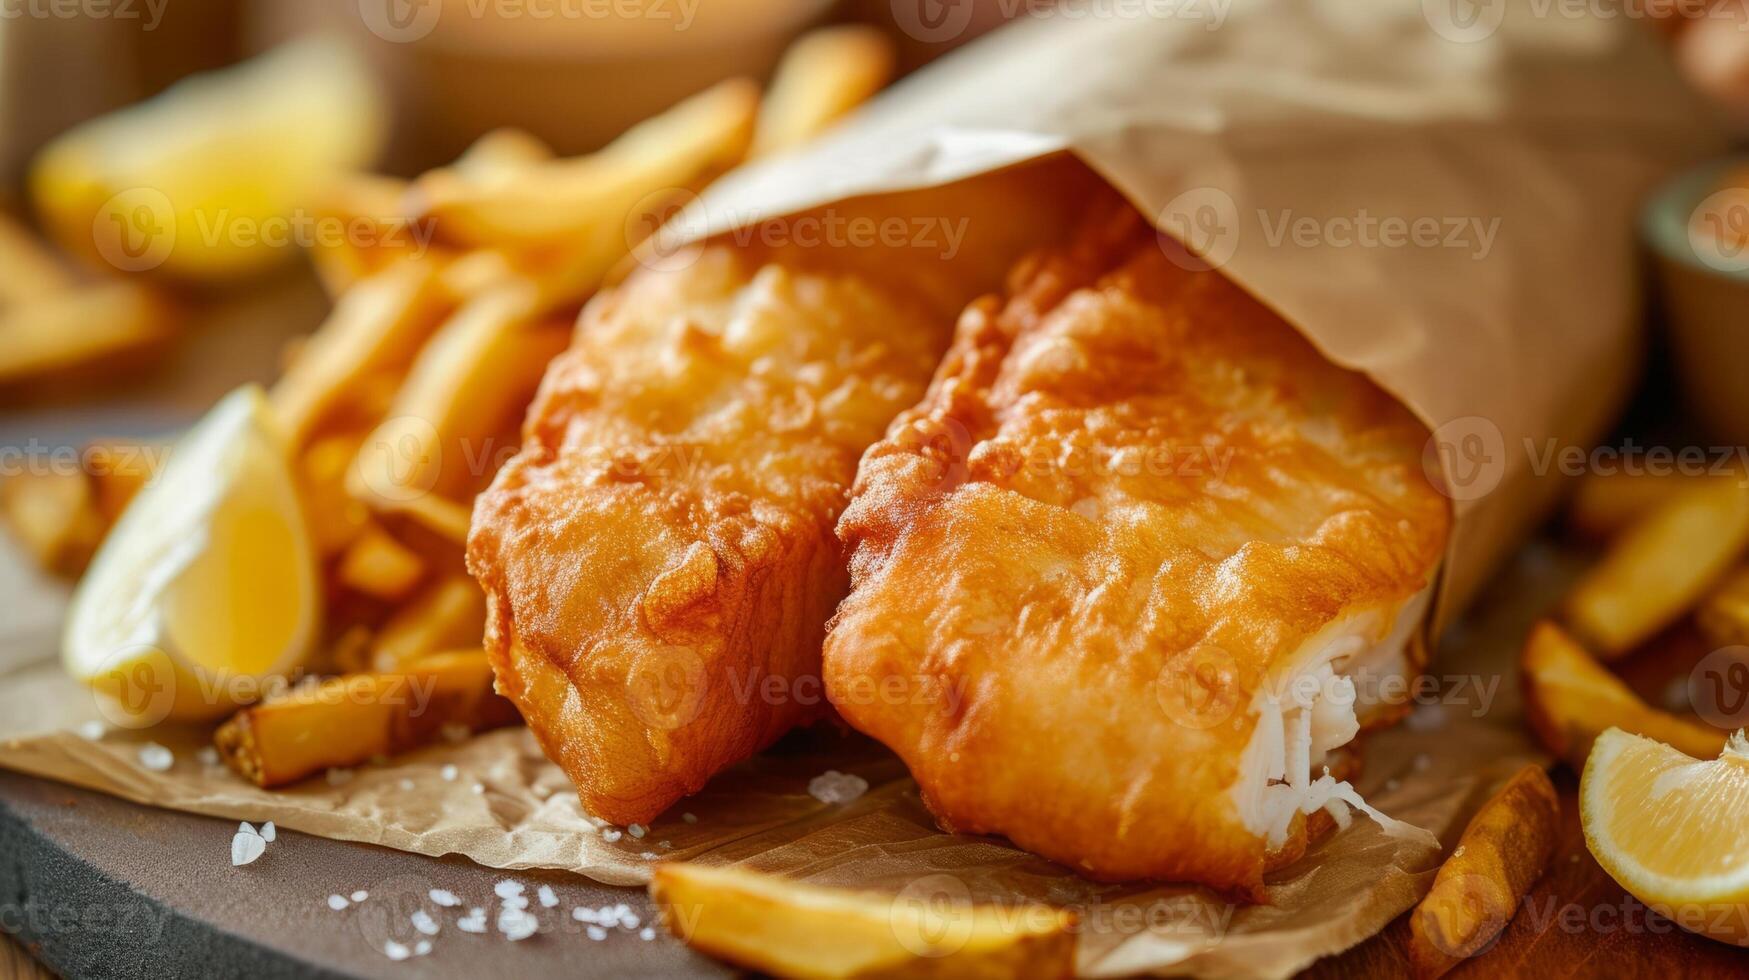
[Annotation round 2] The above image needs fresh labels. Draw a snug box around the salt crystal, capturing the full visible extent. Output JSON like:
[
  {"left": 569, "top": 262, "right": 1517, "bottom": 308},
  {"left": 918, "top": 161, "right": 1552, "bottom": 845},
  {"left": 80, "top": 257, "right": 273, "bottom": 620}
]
[
  {"left": 586, "top": 925, "right": 607, "bottom": 941},
  {"left": 1452, "top": 845, "right": 1466, "bottom": 859},
  {"left": 572, "top": 907, "right": 597, "bottom": 923},
  {"left": 260, "top": 821, "right": 276, "bottom": 843},
  {"left": 602, "top": 829, "right": 623, "bottom": 843},
  {"left": 230, "top": 830, "right": 265, "bottom": 866},
  {"left": 533, "top": 785, "right": 552, "bottom": 800},
  {"left": 76, "top": 721, "right": 104, "bottom": 741},
  {"left": 239, "top": 821, "right": 256, "bottom": 836},
  {"left": 627, "top": 824, "right": 647, "bottom": 839},
  {"left": 639, "top": 927, "right": 655, "bottom": 941},
  {"left": 138, "top": 743, "right": 174, "bottom": 772},
  {"left": 620, "top": 912, "right": 640, "bottom": 929},
  {"left": 326, "top": 768, "right": 354, "bottom": 787},
  {"left": 429, "top": 889, "right": 460, "bottom": 907},
  {"left": 639, "top": 852, "right": 657, "bottom": 860},
  {"left": 457, "top": 908, "right": 488, "bottom": 933},
  {"left": 440, "top": 764, "right": 459, "bottom": 782},
  {"left": 197, "top": 747, "right": 219, "bottom": 766},
  {"left": 497, "top": 907, "right": 539, "bottom": 941},
  {"left": 807, "top": 770, "right": 868, "bottom": 805},
  {"left": 414, "top": 940, "right": 431, "bottom": 956},
  {"left": 383, "top": 940, "right": 410, "bottom": 961},
  {"left": 352, "top": 890, "right": 369, "bottom": 902},
  {"left": 494, "top": 879, "right": 525, "bottom": 898},
  {"left": 502, "top": 895, "right": 528, "bottom": 910},
  {"left": 471, "top": 783, "right": 485, "bottom": 795},
  {"left": 538, "top": 885, "right": 558, "bottom": 908},
  {"left": 657, "top": 841, "right": 671, "bottom": 850},
  {"left": 327, "top": 894, "right": 349, "bottom": 911},
  {"left": 399, "top": 778, "right": 415, "bottom": 791},
  {"left": 681, "top": 813, "right": 698, "bottom": 824},
  {"left": 411, "top": 909, "right": 440, "bottom": 936}
]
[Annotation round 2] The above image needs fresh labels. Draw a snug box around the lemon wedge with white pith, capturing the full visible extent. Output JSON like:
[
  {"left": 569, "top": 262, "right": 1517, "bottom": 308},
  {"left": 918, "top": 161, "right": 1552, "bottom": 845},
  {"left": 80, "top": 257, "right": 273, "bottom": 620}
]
[
  {"left": 63, "top": 385, "right": 319, "bottom": 724},
  {"left": 1581, "top": 727, "right": 1749, "bottom": 946}
]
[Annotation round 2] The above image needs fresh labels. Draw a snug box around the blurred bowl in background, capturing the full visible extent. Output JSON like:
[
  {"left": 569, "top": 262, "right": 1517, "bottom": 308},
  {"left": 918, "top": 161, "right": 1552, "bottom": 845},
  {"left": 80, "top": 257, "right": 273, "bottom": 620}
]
[
  {"left": 265, "top": 0, "right": 835, "bottom": 170},
  {"left": 1644, "top": 155, "right": 1749, "bottom": 447}
]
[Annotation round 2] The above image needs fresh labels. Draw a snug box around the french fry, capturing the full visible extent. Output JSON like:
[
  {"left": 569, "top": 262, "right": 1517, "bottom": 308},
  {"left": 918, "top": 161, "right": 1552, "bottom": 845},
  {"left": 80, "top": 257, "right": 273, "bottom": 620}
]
[
  {"left": 1566, "top": 469, "right": 1749, "bottom": 539},
  {"left": 0, "top": 211, "right": 75, "bottom": 304},
  {"left": 0, "top": 281, "right": 173, "bottom": 385},
  {"left": 213, "top": 650, "right": 520, "bottom": 787},
  {"left": 1563, "top": 478, "right": 1749, "bottom": 657},
  {"left": 409, "top": 78, "right": 758, "bottom": 246},
  {"left": 450, "top": 128, "right": 554, "bottom": 180},
  {"left": 650, "top": 863, "right": 1077, "bottom": 980},
  {"left": 268, "top": 257, "right": 452, "bottom": 445},
  {"left": 1522, "top": 620, "right": 1726, "bottom": 768},
  {"left": 375, "top": 492, "right": 473, "bottom": 548},
  {"left": 306, "top": 174, "right": 427, "bottom": 296},
  {"left": 0, "top": 470, "right": 104, "bottom": 575},
  {"left": 751, "top": 26, "right": 896, "bottom": 157},
  {"left": 1698, "top": 564, "right": 1749, "bottom": 650},
  {"left": 1407, "top": 764, "right": 1558, "bottom": 979},
  {"left": 336, "top": 524, "right": 427, "bottom": 602},
  {"left": 347, "top": 285, "right": 566, "bottom": 506},
  {"left": 369, "top": 575, "right": 486, "bottom": 670},
  {"left": 299, "top": 432, "right": 373, "bottom": 557}
]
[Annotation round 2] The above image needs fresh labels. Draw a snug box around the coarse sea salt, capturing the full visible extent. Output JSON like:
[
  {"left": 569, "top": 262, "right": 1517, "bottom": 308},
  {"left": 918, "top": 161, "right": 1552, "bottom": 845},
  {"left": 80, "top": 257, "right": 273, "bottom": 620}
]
[
  {"left": 494, "top": 879, "right": 524, "bottom": 898},
  {"left": 411, "top": 909, "right": 440, "bottom": 936},
  {"left": 586, "top": 925, "right": 607, "bottom": 941},
  {"left": 457, "top": 908, "right": 488, "bottom": 933},
  {"left": 497, "top": 907, "right": 539, "bottom": 941},
  {"left": 383, "top": 940, "right": 410, "bottom": 961},
  {"left": 76, "top": 721, "right": 104, "bottom": 741},
  {"left": 327, "top": 895, "right": 349, "bottom": 911},
  {"left": 351, "top": 890, "right": 369, "bottom": 902},
  {"left": 601, "top": 829, "right": 623, "bottom": 843},
  {"left": 807, "top": 770, "right": 868, "bottom": 805},
  {"left": 538, "top": 885, "right": 558, "bottom": 908},
  {"left": 138, "top": 743, "right": 174, "bottom": 772},
  {"left": 429, "top": 888, "right": 461, "bottom": 907},
  {"left": 440, "top": 764, "right": 459, "bottom": 782},
  {"left": 230, "top": 829, "right": 266, "bottom": 866}
]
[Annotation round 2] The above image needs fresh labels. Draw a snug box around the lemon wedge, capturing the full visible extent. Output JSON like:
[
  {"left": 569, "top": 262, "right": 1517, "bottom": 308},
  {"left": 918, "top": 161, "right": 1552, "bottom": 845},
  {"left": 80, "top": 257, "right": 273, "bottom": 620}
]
[
  {"left": 31, "top": 37, "right": 386, "bottom": 282},
  {"left": 63, "top": 385, "right": 319, "bottom": 725},
  {"left": 1581, "top": 726, "right": 1749, "bottom": 945}
]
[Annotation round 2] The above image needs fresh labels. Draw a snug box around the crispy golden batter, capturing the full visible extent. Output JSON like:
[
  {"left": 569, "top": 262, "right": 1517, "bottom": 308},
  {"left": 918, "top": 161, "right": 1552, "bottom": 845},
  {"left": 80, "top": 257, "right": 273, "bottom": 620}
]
[
  {"left": 467, "top": 246, "right": 952, "bottom": 823},
  {"left": 467, "top": 160, "right": 1108, "bottom": 825},
  {"left": 824, "top": 207, "right": 1450, "bottom": 895}
]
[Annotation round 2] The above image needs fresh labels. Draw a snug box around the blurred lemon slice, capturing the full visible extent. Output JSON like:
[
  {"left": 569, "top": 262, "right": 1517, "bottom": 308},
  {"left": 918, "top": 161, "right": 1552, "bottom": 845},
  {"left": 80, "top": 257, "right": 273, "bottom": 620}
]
[
  {"left": 63, "top": 385, "right": 319, "bottom": 725},
  {"left": 31, "top": 37, "right": 387, "bottom": 281},
  {"left": 1582, "top": 727, "right": 1749, "bottom": 945}
]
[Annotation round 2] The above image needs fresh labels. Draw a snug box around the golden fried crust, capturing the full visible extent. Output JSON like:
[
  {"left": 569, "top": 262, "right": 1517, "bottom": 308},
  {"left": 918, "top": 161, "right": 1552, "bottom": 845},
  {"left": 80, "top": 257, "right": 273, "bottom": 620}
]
[
  {"left": 468, "top": 245, "right": 952, "bottom": 824},
  {"left": 824, "top": 206, "right": 1450, "bottom": 894}
]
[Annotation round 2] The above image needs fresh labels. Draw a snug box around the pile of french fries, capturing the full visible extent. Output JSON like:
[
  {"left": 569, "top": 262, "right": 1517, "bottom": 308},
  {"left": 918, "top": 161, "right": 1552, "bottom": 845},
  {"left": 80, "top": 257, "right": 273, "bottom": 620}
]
[
  {"left": 1522, "top": 468, "right": 1749, "bottom": 769},
  {"left": 0, "top": 27, "right": 895, "bottom": 792}
]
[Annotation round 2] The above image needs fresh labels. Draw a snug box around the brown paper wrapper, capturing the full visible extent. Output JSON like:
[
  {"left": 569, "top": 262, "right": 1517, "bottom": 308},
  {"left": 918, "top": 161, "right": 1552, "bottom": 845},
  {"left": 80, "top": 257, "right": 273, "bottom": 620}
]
[{"left": 0, "top": 4, "right": 1722, "bottom": 977}]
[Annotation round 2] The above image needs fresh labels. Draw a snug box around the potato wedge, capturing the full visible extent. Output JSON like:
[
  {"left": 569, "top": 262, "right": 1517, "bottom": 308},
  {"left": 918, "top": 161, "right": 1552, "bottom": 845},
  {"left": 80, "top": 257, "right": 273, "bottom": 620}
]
[
  {"left": 751, "top": 27, "right": 896, "bottom": 157},
  {"left": 1698, "top": 564, "right": 1749, "bottom": 650},
  {"left": 410, "top": 78, "right": 758, "bottom": 246},
  {"left": 1563, "top": 478, "right": 1749, "bottom": 657},
  {"left": 650, "top": 863, "right": 1076, "bottom": 979},
  {"left": 1407, "top": 764, "right": 1558, "bottom": 979},
  {"left": 213, "top": 650, "right": 520, "bottom": 787},
  {"left": 269, "top": 257, "right": 452, "bottom": 445},
  {"left": 0, "top": 470, "right": 104, "bottom": 576},
  {"left": 1522, "top": 620, "right": 1726, "bottom": 767},
  {"left": 347, "top": 285, "right": 565, "bottom": 506},
  {"left": 369, "top": 575, "right": 486, "bottom": 670},
  {"left": 0, "top": 280, "right": 174, "bottom": 385},
  {"left": 0, "top": 211, "right": 75, "bottom": 304},
  {"left": 336, "top": 524, "right": 427, "bottom": 603}
]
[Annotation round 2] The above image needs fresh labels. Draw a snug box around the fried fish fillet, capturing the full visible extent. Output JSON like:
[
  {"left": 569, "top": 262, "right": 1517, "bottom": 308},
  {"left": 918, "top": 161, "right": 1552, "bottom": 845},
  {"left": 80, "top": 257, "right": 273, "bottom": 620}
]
[
  {"left": 824, "top": 206, "right": 1451, "bottom": 895},
  {"left": 466, "top": 162, "right": 1107, "bottom": 824}
]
